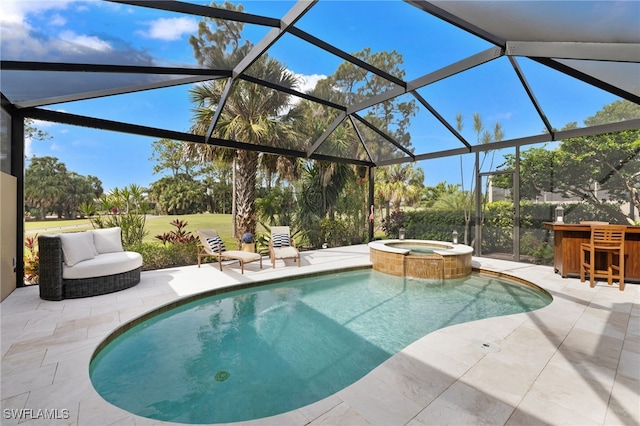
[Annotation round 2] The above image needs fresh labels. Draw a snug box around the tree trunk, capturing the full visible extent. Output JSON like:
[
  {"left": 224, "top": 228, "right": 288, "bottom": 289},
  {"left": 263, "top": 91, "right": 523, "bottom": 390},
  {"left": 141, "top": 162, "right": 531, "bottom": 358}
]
[
  {"left": 235, "top": 150, "right": 259, "bottom": 248},
  {"left": 232, "top": 156, "right": 237, "bottom": 239}
]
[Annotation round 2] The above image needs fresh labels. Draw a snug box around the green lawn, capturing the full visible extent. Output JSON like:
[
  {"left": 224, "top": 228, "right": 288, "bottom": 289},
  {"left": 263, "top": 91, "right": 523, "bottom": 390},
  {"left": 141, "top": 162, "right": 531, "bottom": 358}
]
[
  {"left": 24, "top": 218, "right": 93, "bottom": 232},
  {"left": 25, "top": 213, "right": 265, "bottom": 248},
  {"left": 146, "top": 213, "right": 268, "bottom": 246}
]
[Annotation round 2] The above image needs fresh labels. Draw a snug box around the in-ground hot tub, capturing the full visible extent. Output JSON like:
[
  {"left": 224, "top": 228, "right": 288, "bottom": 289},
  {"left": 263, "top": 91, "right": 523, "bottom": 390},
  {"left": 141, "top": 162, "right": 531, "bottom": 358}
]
[{"left": 368, "top": 239, "right": 473, "bottom": 279}]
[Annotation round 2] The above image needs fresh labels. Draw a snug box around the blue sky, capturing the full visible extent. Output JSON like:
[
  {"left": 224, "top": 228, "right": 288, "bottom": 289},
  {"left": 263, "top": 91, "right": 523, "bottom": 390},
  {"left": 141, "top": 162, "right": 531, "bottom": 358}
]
[{"left": 2, "top": 0, "right": 621, "bottom": 192}]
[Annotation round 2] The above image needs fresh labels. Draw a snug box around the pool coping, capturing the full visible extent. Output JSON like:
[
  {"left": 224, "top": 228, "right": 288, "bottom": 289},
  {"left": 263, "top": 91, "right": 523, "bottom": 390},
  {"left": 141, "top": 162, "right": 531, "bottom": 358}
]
[{"left": 368, "top": 239, "right": 474, "bottom": 256}]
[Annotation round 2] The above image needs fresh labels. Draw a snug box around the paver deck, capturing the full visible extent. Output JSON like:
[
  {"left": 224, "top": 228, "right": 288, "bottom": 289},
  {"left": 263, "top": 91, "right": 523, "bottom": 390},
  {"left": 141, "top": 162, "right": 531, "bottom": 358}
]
[{"left": 2, "top": 245, "right": 638, "bottom": 425}]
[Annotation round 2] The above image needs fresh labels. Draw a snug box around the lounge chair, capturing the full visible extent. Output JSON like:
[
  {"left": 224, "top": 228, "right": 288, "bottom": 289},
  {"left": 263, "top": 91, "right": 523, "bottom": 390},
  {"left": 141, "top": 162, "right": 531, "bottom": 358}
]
[
  {"left": 197, "top": 230, "right": 262, "bottom": 274},
  {"left": 269, "top": 226, "right": 300, "bottom": 268}
]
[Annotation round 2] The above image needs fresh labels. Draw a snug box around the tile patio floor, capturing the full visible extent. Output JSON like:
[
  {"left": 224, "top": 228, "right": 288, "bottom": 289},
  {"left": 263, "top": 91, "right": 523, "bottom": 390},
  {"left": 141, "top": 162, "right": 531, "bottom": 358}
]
[{"left": 1, "top": 245, "right": 638, "bottom": 425}]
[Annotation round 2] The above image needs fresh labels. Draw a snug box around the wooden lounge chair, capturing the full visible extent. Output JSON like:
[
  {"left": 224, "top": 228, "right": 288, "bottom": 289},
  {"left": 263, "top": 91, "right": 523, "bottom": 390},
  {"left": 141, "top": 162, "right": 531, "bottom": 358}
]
[
  {"left": 197, "top": 230, "right": 262, "bottom": 274},
  {"left": 269, "top": 226, "right": 300, "bottom": 268}
]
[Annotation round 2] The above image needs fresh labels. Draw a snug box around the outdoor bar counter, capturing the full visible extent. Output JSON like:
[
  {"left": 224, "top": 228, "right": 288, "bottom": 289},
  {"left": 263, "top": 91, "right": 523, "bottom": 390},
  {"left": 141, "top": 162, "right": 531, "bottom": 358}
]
[{"left": 543, "top": 222, "right": 640, "bottom": 283}]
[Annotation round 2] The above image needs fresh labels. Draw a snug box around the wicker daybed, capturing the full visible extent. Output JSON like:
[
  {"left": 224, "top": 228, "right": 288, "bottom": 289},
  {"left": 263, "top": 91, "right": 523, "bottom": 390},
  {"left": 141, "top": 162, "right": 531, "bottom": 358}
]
[{"left": 38, "top": 228, "right": 142, "bottom": 301}]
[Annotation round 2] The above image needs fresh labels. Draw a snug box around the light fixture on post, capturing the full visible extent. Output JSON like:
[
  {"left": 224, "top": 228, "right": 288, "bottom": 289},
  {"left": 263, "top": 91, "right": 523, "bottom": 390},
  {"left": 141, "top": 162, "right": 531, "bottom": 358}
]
[
  {"left": 555, "top": 205, "right": 564, "bottom": 223},
  {"left": 452, "top": 230, "right": 458, "bottom": 244},
  {"left": 399, "top": 227, "right": 405, "bottom": 240}
]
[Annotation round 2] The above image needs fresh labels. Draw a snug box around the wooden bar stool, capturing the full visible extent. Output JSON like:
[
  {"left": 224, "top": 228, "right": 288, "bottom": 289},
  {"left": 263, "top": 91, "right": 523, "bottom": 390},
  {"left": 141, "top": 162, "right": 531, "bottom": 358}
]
[{"left": 580, "top": 225, "right": 626, "bottom": 291}]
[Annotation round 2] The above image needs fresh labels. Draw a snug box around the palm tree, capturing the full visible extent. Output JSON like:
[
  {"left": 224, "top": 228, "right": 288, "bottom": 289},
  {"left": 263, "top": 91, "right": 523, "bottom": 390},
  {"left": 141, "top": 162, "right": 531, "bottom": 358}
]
[
  {"left": 184, "top": 2, "right": 302, "bottom": 242},
  {"left": 24, "top": 156, "right": 68, "bottom": 220},
  {"left": 188, "top": 56, "right": 300, "bottom": 241},
  {"left": 376, "top": 163, "right": 424, "bottom": 218}
]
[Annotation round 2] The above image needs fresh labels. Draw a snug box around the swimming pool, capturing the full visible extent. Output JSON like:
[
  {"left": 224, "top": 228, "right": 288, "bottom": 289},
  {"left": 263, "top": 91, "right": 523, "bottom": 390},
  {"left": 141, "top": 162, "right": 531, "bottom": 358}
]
[{"left": 90, "top": 269, "right": 551, "bottom": 424}]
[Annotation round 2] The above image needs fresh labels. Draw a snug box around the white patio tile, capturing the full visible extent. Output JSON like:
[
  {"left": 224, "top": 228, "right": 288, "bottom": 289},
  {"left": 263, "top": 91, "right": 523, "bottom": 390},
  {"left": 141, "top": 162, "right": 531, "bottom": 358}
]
[
  {"left": 1, "top": 248, "right": 638, "bottom": 426},
  {"left": 604, "top": 375, "right": 640, "bottom": 425},
  {"left": 307, "top": 402, "right": 372, "bottom": 425},
  {"left": 298, "top": 394, "right": 343, "bottom": 423},
  {"left": 411, "top": 381, "right": 515, "bottom": 426}
]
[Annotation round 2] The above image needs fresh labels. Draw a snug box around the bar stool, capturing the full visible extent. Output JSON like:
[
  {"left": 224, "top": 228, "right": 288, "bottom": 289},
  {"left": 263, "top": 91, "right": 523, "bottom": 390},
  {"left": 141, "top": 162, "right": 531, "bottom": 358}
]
[{"left": 580, "top": 225, "right": 626, "bottom": 291}]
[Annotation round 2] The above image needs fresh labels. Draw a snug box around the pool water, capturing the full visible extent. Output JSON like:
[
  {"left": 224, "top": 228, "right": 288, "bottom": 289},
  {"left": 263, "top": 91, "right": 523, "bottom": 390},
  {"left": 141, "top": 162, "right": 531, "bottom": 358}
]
[
  {"left": 387, "top": 242, "right": 440, "bottom": 254},
  {"left": 90, "top": 269, "right": 551, "bottom": 424}
]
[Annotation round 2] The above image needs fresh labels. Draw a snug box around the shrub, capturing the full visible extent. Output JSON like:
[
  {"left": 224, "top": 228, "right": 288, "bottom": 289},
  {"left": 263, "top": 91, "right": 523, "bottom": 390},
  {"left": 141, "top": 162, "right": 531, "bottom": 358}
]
[
  {"left": 91, "top": 212, "right": 147, "bottom": 249},
  {"left": 320, "top": 218, "right": 349, "bottom": 247},
  {"left": 520, "top": 232, "right": 554, "bottom": 264},
  {"left": 134, "top": 219, "right": 200, "bottom": 269},
  {"left": 381, "top": 210, "right": 405, "bottom": 238},
  {"left": 131, "top": 241, "right": 198, "bottom": 271},
  {"left": 403, "top": 210, "right": 469, "bottom": 241},
  {"left": 24, "top": 234, "right": 39, "bottom": 285},
  {"left": 155, "top": 219, "right": 197, "bottom": 244}
]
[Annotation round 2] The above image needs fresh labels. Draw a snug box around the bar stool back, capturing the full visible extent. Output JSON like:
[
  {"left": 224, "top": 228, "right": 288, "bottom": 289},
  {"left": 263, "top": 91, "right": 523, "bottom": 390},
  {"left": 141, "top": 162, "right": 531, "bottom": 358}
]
[{"left": 580, "top": 225, "right": 626, "bottom": 291}]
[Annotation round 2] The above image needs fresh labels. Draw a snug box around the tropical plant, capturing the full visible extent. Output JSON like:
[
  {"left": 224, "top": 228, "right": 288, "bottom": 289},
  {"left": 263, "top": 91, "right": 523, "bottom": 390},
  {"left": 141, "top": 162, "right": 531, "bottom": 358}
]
[
  {"left": 23, "top": 234, "right": 39, "bottom": 284},
  {"left": 53, "top": 172, "right": 98, "bottom": 219},
  {"left": 255, "top": 185, "right": 296, "bottom": 227},
  {"left": 455, "top": 113, "right": 504, "bottom": 245},
  {"left": 335, "top": 174, "right": 369, "bottom": 243},
  {"left": 78, "top": 201, "right": 97, "bottom": 218},
  {"left": 24, "top": 156, "right": 69, "bottom": 220},
  {"left": 381, "top": 210, "right": 405, "bottom": 238},
  {"left": 421, "top": 181, "right": 460, "bottom": 208},
  {"left": 148, "top": 175, "right": 205, "bottom": 215},
  {"left": 155, "top": 219, "right": 198, "bottom": 244},
  {"left": 90, "top": 184, "right": 149, "bottom": 249},
  {"left": 376, "top": 163, "right": 424, "bottom": 217},
  {"left": 130, "top": 241, "right": 198, "bottom": 271}
]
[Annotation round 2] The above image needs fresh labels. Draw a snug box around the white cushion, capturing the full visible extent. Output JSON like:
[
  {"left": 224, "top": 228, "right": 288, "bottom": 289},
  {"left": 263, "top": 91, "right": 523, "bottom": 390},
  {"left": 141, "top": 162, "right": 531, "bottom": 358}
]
[
  {"left": 92, "top": 227, "right": 123, "bottom": 254},
  {"left": 59, "top": 232, "right": 96, "bottom": 266},
  {"left": 62, "top": 251, "right": 142, "bottom": 280},
  {"left": 272, "top": 246, "right": 298, "bottom": 259},
  {"left": 223, "top": 250, "right": 261, "bottom": 262}
]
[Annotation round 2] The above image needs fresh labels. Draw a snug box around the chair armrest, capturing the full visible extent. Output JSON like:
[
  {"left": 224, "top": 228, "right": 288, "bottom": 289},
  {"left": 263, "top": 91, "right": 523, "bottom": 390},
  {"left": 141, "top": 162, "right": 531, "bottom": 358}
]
[{"left": 38, "top": 235, "right": 64, "bottom": 301}]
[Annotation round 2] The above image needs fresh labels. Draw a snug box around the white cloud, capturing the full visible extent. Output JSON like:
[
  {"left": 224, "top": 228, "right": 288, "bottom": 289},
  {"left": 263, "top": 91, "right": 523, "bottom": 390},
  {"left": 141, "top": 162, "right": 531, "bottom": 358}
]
[
  {"left": 32, "top": 119, "right": 55, "bottom": 128},
  {"left": 494, "top": 112, "right": 514, "bottom": 121},
  {"left": 295, "top": 73, "right": 326, "bottom": 94},
  {"left": 50, "top": 13, "right": 66, "bottom": 26},
  {"left": 59, "top": 30, "right": 112, "bottom": 52},
  {"left": 25, "top": 137, "right": 34, "bottom": 158},
  {"left": 1, "top": 1, "right": 116, "bottom": 60},
  {"left": 139, "top": 17, "right": 198, "bottom": 41},
  {"left": 0, "top": 0, "right": 75, "bottom": 26},
  {"left": 278, "top": 72, "right": 327, "bottom": 113}
]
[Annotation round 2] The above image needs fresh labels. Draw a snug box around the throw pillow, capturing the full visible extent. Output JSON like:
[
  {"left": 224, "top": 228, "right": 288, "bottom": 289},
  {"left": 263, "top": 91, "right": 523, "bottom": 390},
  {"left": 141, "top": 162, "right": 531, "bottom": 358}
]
[
  {"left": 206, "top": 236, "right": 226, "bottom": 253},
  {"left": 59, "top": 232, "right": 97, "bottom": 266},
  {"left": 92, "top": 227, "right": 124, "bottom": 254},
  {"left": 272, "top": 233, "right": 290, "bottom": 247}
]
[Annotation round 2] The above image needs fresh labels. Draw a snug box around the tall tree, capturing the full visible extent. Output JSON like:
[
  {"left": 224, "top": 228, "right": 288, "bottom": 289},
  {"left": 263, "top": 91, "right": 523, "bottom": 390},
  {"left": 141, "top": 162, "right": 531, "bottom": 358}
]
[
  {"left": 328, "top": 48, "right": 416, "bottom": 149},
  {"left": 150, "top": 138, "right": 199, "bottom": 178},
  {"left": 54, "top": 172, "right": 99, "bottom": 218},
  {"left": 24, "top": 156, "right": 68, "bottom": 220},
  {"left": 376, "top": 163, "right": 424, "bottom": 217},
  {"left": 24, "top": 118, "right": 51, "bottom": 144},
  {"left": 149, "top": 175, "right": 205, "bottom": 215},
  {"left": 496, "top": 100, "right": 640, "bottom": 223},
  {"left": 186, "top": 1, "right": 300, "bottom": 242}
]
